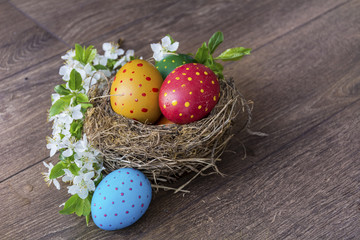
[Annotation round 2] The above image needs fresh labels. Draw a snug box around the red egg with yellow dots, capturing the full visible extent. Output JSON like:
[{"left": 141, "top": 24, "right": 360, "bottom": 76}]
[
  {"left": 159, "top": 63, "right": 220, "bottom": 124},
  {"left": 110, "top": 59, "right": 163, "bottom": 124}
]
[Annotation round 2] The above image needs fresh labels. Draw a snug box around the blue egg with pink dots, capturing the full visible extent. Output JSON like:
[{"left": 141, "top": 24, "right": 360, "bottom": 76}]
[{"left": 91, "top": 168, "right": 152, "bottom": 230}]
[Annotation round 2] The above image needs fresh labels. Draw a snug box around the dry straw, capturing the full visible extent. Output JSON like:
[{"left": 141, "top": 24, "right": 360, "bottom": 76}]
[{"left": 84, "top": 76, "right": 254, "bottom": 193}]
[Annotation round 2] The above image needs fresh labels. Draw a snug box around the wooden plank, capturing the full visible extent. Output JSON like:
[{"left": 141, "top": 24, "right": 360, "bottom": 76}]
[
  {"left": 9, "top": 0, "right": 177, "bottom": 46},
  {"left": 0, "top": 56, "right": 63, "bottom": 182},
  {"left": 141, "top": 99, "right": 360, "bottom": 240},
  {"left": 0, "top": 1, "right": 68, "bottom": 80},
  {"left": 0, "top": 0, "right": 348, "bottom": 181},
  {"left": 1, "top": 97, "right": 358, "bottom": 239},
  {"left": 1, "top": 0, "right": 359, "bottom": 239},
  {"left": 10, "top": 0, "right": 344, "bottom": 50},
  {"left": 88, "top": 0, "right": 346, "bottom": 58}
]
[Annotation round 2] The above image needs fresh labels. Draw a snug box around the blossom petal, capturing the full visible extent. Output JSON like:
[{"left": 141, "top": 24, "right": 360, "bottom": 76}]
[
  {"left": 87, "top": 180, "right": 95, "bottom": 192},
  {"left": 161, "top": 36, "right": 171, "bottom": 48},
  {"left": 73, "top": 175, "right": 82, "bottom": 185},
  {"left": 100, "top": 56, "right": 108, "bottom": 66},
  {"left": 43, "top": 161, "right": 50, "bottom": 169},
  {"left": 62, "top": 148, "right": 73, "bottom": 157},
  {"left": 102, "top": 69, "right": 111, "bottom": 77},
  {"left": 51, "top": 94, "right": 61, "bottom": 104},
  {"left": 77, "top": 68, "right": 86, "bottom": 80},
  {"left": 53, "top": 179, "right": 61, "bottom": 190},
  {"left": 153, "top": 52, "right": 164, "bottom": 61},
  {"left": 102, "top": 43, "right": 112, "bottom": 51},
  {"left": 126, "top": 50, "right": 134, "bottom": 59},
  {"left": 67, "top": 185, "right": 78, "bottom": 195},
  {"left": 78, "top": 188, "right": 88, "bottom": 199},
  {"left": 113, "top": 58, "right": 125, "bottom": 69},
  {"left": 105, "top": 52, "right": 118, "bottom": 60},
  {"left": 72, "top": 111, "right": 83, "bottom": 120},
  {"left": 49, "top": 146, "right": 57, "bottom": 157},
  {"left": 84, "top": 63, "right": 92, "bottom": 74},
  {"left": 150, "top": 43, "right": 162, "bottom": 53},
  {"left": 115, "top": 48, "right": 125, "bottom": 56},
  {"left": 59, "top": 66, "right": 68, "bottom": 77},
  {"left": 84, "top": 171, "right": 95, "bottom": 181},
  {"left": 168, "top": 42, "right": 179, "bottom": 52}
]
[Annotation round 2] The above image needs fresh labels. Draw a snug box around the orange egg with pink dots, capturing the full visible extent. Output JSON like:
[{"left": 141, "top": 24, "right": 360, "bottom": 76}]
[
  {"left": 110, "top": 59, "right": 163, "bottom": 124},
  {"left": 159, "top": 63, "right": 220, "bottom": 124}
]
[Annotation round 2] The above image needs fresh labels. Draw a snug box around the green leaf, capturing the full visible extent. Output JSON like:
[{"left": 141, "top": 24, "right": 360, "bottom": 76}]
[
  {"left": 69, "top": 163, "right": 81, "bottom": 176},
  {"left": 70, "top": 120, "right": 82, "bottom": 139},
  {"left": 74, "top": 44, "right": 84, "bottom": 62},
  {"left": 107, "top": 59, "right": 116, "bottom": 70},
  {"left": 49, "top": 97, "right": 71, "bottom": 117},
  {"left": 84, "top": 45, "right": 97, "bottom": 64},
  {"left": 195, "top": 42, "right": 209, "bottom": 64},
  {"left": 59, "top": 194, "right": 80, "bottom": 215},
  {"left": 54, "top": 85, "right": 71, "bottom": 95},
  {"left": 83, "top": 196, "right": 91, "bottom": 216},
  {"left": 70, "top": 120, "right": 83, "bottom": 139},
  {"left": 86, "top": 214, "right": 90, "bottom": 226},
  {"left": 208, "top": 31, "right": 224, "bottom": 54},
  {"left": 75, "top": 198, "right": 84, "bottom": 216},
  {"left": 76, "top": 93, "right": 89, "bottom": 103},
  {"left": 94, "top": 64, "right": 108, "bottom": 70},
  {"left": 59, "top": 154, "right": 65, "bottom": 161},
  {"left": 49, "top": 161, "right": 65, "bottom": 179},
  {"left": 215, "top": 47, "right": 251, "bottom": 61},
  {"left": 208, "top": 62, "right": 224, "bottom": 79},
  {"left": 166, "top": 34, "right": 176, "bottom": 44},
  {"left": 81, "top": 103, "right": 93, "bottom": 110},
  {"left": 69, "top": 69, "right": 82, "bottom": 91}
]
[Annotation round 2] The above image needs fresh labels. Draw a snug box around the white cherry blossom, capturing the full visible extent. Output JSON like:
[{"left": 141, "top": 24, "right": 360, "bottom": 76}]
[
  {"left": 46, "top": 135, "right": 63, "bottom": 157},
  {"left": 61, "top": 49, "right": 75, "bottom": 61},
  {"left": 113, "top": 49, "right": 135, "bottom": 69},
  {"left": 67, "top": 171, "right": 95, "bottom": 199},
  {"left": 59, "top": 59, "right": 86, "bottom": 81},
  {"left": 103, "top": 42, "right": 124, "bottom": 59},
  {"left": 62, "top": 169, "right": 75, "bottom": 183},
  {"left": 68, "top": 104, "right": 83, "bottom": 120},
  {"left": 93, "top": 54, "right": 108, "bottom": 66},
  {"left": 42, "top": 162, "right": 60, "bottom": 190},
  {"left": 150, "top": 36, "right": 179, "bottom": 61}
]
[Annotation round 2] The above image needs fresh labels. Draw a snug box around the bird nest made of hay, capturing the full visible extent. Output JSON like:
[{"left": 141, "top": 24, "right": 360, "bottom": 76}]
[{"left": 83, "top": 75, "right": 251, "bottom": 192}]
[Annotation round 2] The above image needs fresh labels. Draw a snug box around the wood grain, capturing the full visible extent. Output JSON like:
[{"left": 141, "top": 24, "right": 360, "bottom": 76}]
[
  {"left": 0, "top": 0, "right": 359, "bottom": 239},
  {"left": 87, "top": 0, "right": 346, "bottom": 59},
  {"left": 0, "top": 56, "right": 63, "bottom": 182},
  {"left": 0, "top": 0, "right": 348, "bottom": 181},
  {"left": 9, "top": 0, "right": 177, "bottom": 46},
  {"left": 0, "top": 1, "right": 67, "bottom": 81},
  {"left": 141, "top": 100, "right": 360, "bottom": 240}
]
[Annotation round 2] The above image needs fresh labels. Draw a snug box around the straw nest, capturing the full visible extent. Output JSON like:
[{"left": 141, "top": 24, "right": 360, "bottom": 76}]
[{"left": 84, "top": 76, "right": 252, "bottom": 192}]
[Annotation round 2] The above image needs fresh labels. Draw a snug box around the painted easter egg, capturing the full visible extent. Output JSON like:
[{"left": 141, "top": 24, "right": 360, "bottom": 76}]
[
  {"left": 156, "top": 115, "right": 174, "bottom": 125},
  {"left": 155, "top": 54, "right": 196, "bottom": 80},
  {"left": 110, "top": 59, "right": 163, "bottom": 124},
  {"left": 91, "top": 168, "right": 152, "bottom": 230},
  {"left": 159, "top": 63, "right": 220, "bottom": 124}
]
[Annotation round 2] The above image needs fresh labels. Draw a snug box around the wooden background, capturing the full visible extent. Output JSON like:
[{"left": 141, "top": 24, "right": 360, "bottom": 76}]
[{"left": 1, "top": 0, "right": 359, "bottom": 239}]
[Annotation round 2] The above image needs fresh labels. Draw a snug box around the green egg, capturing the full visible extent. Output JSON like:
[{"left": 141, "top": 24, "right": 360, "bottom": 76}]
[{"left": 155, "top": 54, "right": 196, "bottom": 79}]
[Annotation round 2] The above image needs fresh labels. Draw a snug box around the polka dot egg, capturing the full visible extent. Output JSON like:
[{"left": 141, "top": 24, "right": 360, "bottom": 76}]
[
  {"left": 159, "top": 63, "right": 220, "bottom": 124},
  {"left": 110, "top": 59, "right": 163, "bottom": 124},
  {"left": 155, "top": 54, "right": 196, "bottom": 80},
  {"left": 91, "top": 168, "right": 152, "bottom": 230}
]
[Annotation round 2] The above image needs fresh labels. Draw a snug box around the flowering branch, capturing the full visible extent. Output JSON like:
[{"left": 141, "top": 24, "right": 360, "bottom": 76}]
[{"left": 43, "top": 42, "right": 138, "bottom": 223}]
